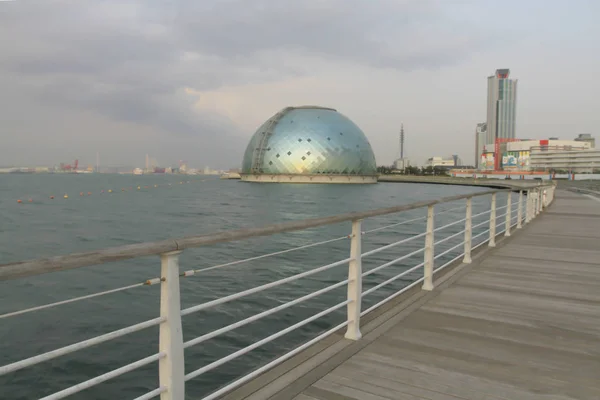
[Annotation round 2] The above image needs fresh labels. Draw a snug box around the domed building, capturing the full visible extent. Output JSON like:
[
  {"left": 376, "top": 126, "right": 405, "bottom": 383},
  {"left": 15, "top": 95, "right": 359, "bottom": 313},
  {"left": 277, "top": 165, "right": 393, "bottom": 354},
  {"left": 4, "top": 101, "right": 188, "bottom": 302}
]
[{"left": 241, "top": 106, "right": 377, "bottom": 183}]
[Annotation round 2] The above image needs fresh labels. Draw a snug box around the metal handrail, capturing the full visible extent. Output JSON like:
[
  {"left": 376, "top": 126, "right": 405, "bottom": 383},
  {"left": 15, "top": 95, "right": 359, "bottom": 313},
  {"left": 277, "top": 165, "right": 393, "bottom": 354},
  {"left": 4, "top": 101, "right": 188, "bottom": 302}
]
[
  {"left": 180, "top": 257, "right": 351, "bottom": 317},
  {"left": 1, "top": 184, "right": 556, "bottom": 400},
  {"left": 0, "top": 189, "right": 506, "bottom": 281},
  {"left": 0, "top": 317, "right": 165, "bottom": 376}
]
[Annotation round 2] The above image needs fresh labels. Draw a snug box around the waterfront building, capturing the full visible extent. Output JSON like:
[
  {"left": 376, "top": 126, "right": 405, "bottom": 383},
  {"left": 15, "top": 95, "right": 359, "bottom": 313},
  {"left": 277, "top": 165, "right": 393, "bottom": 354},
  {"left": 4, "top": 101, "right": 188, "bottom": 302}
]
[
  {"left": 574, "top": 133, "right": 595, "bottom": 148},
  {"left": 393, "top": 158, "right": 410, "bottom": 170},
  {"left": 529, "top": 147, "right": 600, "bottom": 173},
  {"left": 486, "top": 69, "right": 517, "bottom": 145},
  {"left": 240, "top": 106, "right": 377, "bottom": 183},
  {"left": 425, "top": 156, "right": 462, "bottom": 168},
  {"left": 479, "top": 139, "right": 594, "bottom": 172},
  {"left": 475, "top": 122, "right": 487, "bottom": 169}
]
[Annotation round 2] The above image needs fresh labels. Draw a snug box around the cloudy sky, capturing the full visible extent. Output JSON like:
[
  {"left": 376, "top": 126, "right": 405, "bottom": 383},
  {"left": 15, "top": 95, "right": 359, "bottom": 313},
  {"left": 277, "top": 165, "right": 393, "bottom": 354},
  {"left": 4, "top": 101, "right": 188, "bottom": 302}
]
[{"left": 1, "top": 0, "right": 598, "bottom": 169}]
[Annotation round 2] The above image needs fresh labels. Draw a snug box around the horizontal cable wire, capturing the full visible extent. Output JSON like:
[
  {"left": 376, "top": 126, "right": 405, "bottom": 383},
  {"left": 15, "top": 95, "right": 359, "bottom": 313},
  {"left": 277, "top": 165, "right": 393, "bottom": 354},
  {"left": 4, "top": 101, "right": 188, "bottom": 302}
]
[
  {"left": 185, "top": 300, "right": 349, "bottom": 382},
  {"left": 434, "top": 229, "right": 465, "bottom": 247},
  {"left": 0, "top": 317, "right": 164, "bottom": 376},
  {"left": 201, "top": 320, "right": 348, "bottom": 400},
  {"left": 472, "top": 208, "right": 492, "bottom": 219},
  {"left": 361, "top": 275, "right": 425, "bottom": 316},
  {"left": 472, "top": 229, "right": 491, "bottom": 241},
  {"left": 472, "top": 219, "right": 490, "bottom": 229},
  {"left": 188, "top": 235, "right": 348, "bottom": 275},
  {"left": 363, "top": 215, "right": 425, "bottom": 235},
  {"left": 180, "top": 257, "right": 350, "bottom": 317},
  {"left": 433, "top": 217, "right": 466, "bottom": 233},
  {"left": 434, "top": 240, "right": 466, "bottom": 260},
  {"left": 133, "top": 387, "right": 166, "bottom": 400},
  {"left": 187, "top": 204, "right": 470, "bottom": 276},
  {"left": 434, "top": 252, "right": 465, "bottom": 273},
  {"left": 183, "top": 279, "right": 349, "bottom": 349},
  {"left": 362, "top": 262, "right": 424, "bottom": 297},
  {"left": 0, "top": 281, "right": 154, "bottom": 320},
  {"left": 363, "top": 204, "right": 466, "bottom": 235},
  {"left": 39, "top": 353, "right": 164, "bottom": 400},
  {"left": 361, "top": 232, "right": 426, "bottom": 258},
  {"left": 362, "top": 247, "right": 424, "bottom": 278}
]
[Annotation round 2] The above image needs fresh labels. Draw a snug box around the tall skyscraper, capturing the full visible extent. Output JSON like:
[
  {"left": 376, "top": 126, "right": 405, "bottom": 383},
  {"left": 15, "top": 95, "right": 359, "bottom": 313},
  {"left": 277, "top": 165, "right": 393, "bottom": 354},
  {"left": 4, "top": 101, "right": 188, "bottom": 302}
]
[{"left": 486, "top": 69, "right": 517, "bottom": 145}]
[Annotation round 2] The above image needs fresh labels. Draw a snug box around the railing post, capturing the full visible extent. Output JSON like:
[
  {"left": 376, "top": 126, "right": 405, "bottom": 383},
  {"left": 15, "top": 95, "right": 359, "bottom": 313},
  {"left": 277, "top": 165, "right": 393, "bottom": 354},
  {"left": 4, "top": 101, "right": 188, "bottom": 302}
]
[
  {"left": 159, "top": 251, "right": 185, "bottom": 400},
  {"left": 525, "top": 190, "right": 531, "bottom": 223},
  {"left": 422, "top": 205, "right": 434, "bottom": 291},
  {"left": 489, "top": 193, "right": 496, "bottom": 247},
  {"left": 517, "top": 190, "right": 523, "bottom": 229},
  {"left": 536, "top": 189, "right": 542, "bottom": 215},
  {"left": 531, "top": 190, "right": 537, "bottom": 219},
  {"left": 542, "top": 188, "right": 547, "bottom": 209},
  {"left": 463, "top": 198, "right": 472, "bottom": 264},
  {"left": 505, "top": 192, "right": 512, "bottom": 236},
  {"left": 345, "top": 219, "right": 362, "bottom": 341}
]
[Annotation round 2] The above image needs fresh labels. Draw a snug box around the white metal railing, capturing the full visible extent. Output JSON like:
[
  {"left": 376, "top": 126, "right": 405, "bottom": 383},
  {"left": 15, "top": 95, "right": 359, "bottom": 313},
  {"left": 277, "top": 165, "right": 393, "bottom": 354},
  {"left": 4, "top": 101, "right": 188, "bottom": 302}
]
[{"left": 0, "top": 184, "right": 556, "bottom": 400}]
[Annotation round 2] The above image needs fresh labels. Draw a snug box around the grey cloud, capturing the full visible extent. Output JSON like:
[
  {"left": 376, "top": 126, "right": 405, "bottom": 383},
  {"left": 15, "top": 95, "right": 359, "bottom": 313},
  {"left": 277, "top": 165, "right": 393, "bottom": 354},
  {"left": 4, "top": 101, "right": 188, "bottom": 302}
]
[
  {"left": 0, "top": 0, "right": 499, "bottom": 167},
  {"left": 174, "top": 0, "right": 488, "bottom": 70}
]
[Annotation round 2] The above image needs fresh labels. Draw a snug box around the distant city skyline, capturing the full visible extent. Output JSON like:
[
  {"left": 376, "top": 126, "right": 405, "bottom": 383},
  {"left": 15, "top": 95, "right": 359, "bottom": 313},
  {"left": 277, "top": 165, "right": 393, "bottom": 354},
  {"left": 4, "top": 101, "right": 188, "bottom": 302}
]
[{"left": 0, "top": 1, "right": 598, "bottom": 167}]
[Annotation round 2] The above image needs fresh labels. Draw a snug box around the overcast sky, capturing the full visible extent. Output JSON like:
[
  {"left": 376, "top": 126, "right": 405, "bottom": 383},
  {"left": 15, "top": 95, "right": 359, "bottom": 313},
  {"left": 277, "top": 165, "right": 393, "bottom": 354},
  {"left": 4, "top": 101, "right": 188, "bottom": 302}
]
[{"left": 1, "top": 0, "right": 598, "bottom": 169}]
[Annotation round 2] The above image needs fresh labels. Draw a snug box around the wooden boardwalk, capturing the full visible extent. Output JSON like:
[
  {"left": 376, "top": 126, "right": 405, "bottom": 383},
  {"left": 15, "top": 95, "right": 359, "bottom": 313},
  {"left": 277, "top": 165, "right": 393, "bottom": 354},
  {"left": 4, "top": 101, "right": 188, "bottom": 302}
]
[{"left": 226, "top": 190, "right": 600, "bottom": 400}]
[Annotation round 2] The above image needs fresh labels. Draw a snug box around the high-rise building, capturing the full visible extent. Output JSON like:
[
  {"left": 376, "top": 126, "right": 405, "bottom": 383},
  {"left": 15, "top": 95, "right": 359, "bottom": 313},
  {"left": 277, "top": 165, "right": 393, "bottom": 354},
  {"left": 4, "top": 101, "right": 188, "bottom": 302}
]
[
  {"left": 486, "top": 69, "right": 517, "bottom": 145},
  {"left": 475, "top": 122, "right": 487, "bottom": 168}
]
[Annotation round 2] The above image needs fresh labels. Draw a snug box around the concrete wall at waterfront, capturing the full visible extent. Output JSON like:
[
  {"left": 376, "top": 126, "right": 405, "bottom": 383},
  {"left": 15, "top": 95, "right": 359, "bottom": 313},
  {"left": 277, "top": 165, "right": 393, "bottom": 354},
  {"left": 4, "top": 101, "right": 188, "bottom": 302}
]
[{"left": 240, "top": 174, "right": 378, "bottom": 184}]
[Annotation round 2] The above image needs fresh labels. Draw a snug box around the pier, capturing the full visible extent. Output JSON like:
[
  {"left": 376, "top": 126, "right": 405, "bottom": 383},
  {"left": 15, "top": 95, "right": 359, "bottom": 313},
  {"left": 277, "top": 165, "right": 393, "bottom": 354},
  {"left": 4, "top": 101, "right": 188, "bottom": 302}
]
[
  {"left": 2, "top": 183, "right": 599, "bottom": 400},
  {"left": 226, "top": 188, "right": 600, "bottom": 400}
]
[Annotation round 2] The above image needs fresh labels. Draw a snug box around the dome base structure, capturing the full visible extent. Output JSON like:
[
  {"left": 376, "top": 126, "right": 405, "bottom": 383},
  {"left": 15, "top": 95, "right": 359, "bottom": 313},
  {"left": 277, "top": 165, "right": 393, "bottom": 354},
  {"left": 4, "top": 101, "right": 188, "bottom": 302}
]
[
  {"left": 241, "top": 106, "right": 378, "bottom": 184},
  {"left": 240, "top": 173, "right": 377, "bottom": 184}
]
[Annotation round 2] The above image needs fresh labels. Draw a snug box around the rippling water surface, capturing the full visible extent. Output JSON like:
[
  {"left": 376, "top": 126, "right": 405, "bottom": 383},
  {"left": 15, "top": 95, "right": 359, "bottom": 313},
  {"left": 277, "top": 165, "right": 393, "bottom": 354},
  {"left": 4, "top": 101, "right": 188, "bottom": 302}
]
[{"left": 0, "top": 174, "right": 500, "bottom": 399}]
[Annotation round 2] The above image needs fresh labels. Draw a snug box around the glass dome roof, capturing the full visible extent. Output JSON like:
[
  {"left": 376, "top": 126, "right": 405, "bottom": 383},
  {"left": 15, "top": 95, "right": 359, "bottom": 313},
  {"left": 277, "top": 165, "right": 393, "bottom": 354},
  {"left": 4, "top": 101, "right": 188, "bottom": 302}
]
[{"left": 241, "top": 106, "right": 377, "bottom": 175}]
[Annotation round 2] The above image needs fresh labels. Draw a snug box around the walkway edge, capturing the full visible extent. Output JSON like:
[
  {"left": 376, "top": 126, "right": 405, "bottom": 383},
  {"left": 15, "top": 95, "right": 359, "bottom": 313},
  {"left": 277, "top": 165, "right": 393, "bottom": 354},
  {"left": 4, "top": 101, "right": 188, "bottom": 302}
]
[{"left": 220, "top": 207, "right": 548, "bottom": 400}]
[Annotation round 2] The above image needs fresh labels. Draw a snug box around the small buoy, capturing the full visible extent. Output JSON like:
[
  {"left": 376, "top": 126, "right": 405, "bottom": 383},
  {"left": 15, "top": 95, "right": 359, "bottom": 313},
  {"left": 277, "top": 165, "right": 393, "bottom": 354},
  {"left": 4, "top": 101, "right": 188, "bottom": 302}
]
[
  {"left": 101, "top": 190, "right": 104, "bottom": 193},
  {"left": 108, "top": 189, "right": 113, "bottom": 193},
  {"left": 17, "top": 199, "right": 22, "bottom": 203},
  {"left": 87, "top": 192, "right": 92, "bottom": 196},
  {"left": 122, "top": 188, "right": 125, "bottom": 192},
  {"left": 80, "top": 192, "right": 84, "bottom": 196},
  {"left": 28, "top": 199, "right": 33, "bottom": 203},
  {"left": 64, "top": 194, "right": 69, "bottom": 199},
  {"left": 50, "top": 196, "right": 55, "bottom": 199},
  {"left": 137, "top": 186, "right": 141, "bottom": 190},
  {"left": 154, "top": 184, "right": 158, "bottom": 188}
]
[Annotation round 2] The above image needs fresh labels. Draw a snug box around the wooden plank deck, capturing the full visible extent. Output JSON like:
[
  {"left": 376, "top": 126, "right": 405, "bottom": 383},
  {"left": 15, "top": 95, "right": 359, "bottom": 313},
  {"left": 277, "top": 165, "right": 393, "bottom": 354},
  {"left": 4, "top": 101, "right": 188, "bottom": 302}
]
[{"left": 223, "top": 189, "right": 600, "bottom": 400}]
